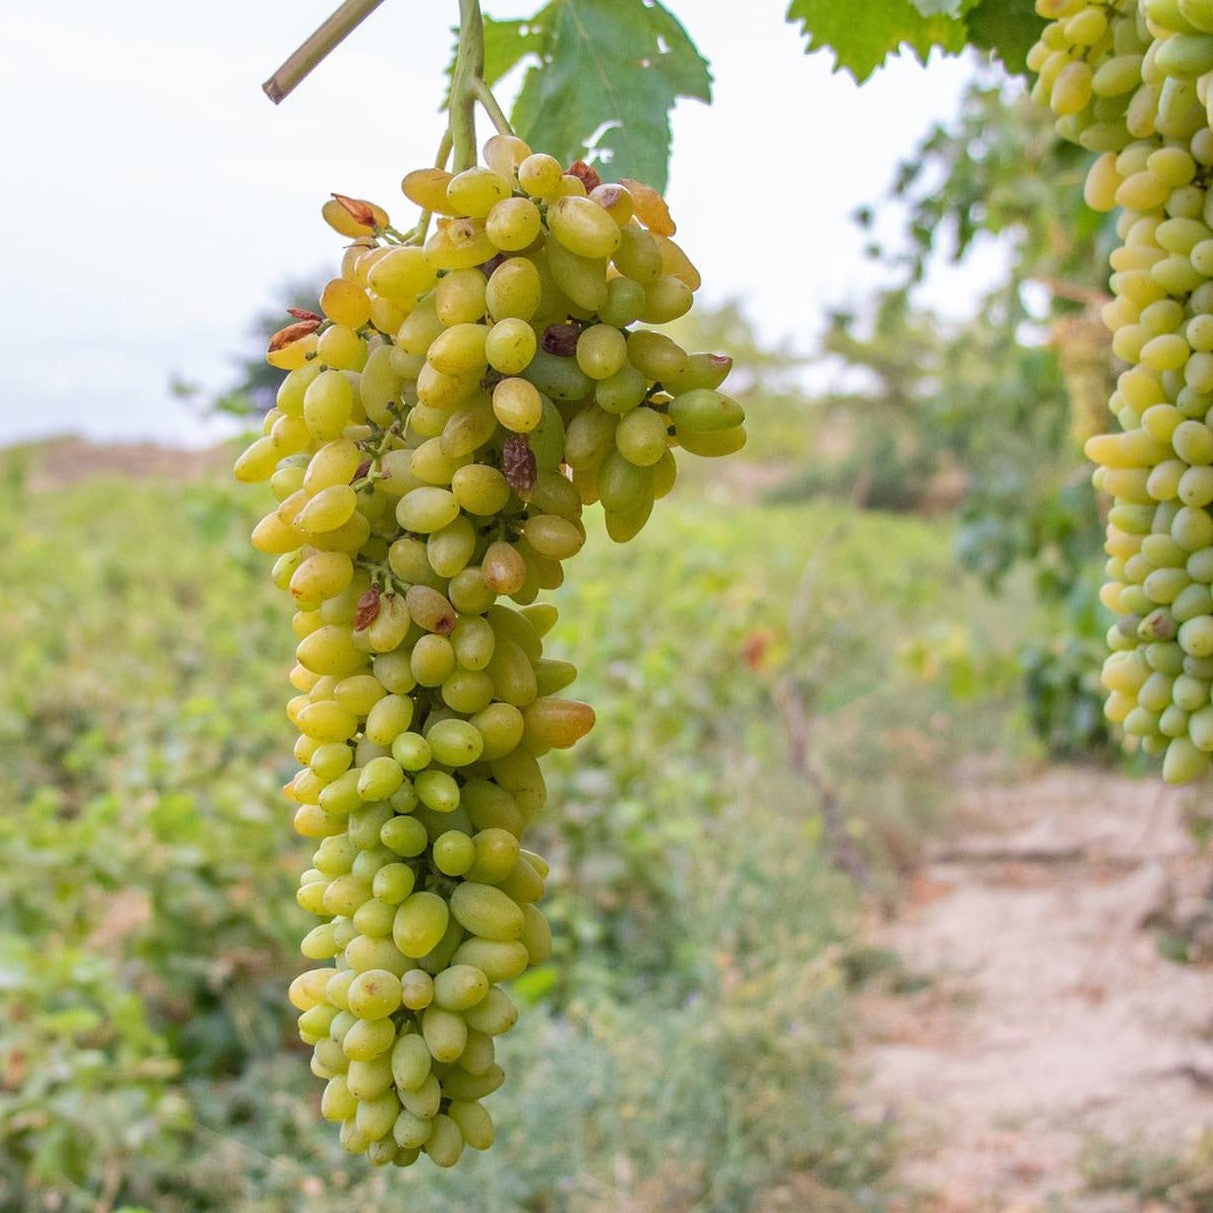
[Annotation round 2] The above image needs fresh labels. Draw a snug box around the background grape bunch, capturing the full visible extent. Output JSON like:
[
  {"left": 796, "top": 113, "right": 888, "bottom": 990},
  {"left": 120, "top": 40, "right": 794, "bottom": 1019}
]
[
  {"left": 1031, "top": 0, "right": 1213, "bottom": 779},
  {"left": 233, "top": 134, "right": 744, "bottom": 1167}
]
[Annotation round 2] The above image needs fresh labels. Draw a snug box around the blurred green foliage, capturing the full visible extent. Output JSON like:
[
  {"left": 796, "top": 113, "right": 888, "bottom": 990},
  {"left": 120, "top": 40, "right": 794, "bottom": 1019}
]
[
  {"left": 776, "top": 77, "right": 1117, "bottom": 759},
  {"left": 0, "top": 449, "right": 1023, "bottom": 1210}
]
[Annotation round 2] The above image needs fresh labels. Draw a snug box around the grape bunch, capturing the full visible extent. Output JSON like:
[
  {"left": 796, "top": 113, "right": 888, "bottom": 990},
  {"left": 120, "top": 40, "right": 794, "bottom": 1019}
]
[
  {"left": 233, "top": 134, "right": 743, "bottom": 1166},
  {"left": 1030, "top": 0, "right": 1213, "bottom": 780}
]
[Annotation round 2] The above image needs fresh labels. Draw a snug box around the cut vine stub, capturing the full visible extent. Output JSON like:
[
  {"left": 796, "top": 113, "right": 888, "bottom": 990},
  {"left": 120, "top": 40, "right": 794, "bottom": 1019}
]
[{"left": 502, "top": 434, "right": 538, "bottom": 495}]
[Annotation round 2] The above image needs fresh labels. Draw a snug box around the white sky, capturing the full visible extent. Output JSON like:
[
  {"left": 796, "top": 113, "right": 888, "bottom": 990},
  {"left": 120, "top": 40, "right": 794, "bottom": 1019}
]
[{"left": 0, "top": 1, "right": 1004, "bottom": 447}]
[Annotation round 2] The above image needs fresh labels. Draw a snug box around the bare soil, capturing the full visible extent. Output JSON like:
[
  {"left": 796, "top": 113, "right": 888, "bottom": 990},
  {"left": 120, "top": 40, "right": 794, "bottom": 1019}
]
[
  {"left": 853, "top": 766, "right": 1213, "bottom": 1212},
  {"left": 16, "top": 436, "right": 232, "bottom": 491}
]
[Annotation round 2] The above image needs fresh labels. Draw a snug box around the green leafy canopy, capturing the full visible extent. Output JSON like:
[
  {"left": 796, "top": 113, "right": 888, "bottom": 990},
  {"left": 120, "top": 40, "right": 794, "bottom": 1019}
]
[
  {"left": 453, "top": 0, "right": 1042, "bottom": 196},
  {"left": 785, "top": 0, "right": 1044, "bottom": 83},
  {"left": 474, "top": 0, "right": 712, "bottom": 192}
]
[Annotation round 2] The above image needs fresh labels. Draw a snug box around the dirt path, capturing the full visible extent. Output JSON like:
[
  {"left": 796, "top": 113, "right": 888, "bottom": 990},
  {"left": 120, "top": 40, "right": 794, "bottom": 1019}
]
[{"left": 853, "top": 767, "right": 1213, "bottom": 1212}]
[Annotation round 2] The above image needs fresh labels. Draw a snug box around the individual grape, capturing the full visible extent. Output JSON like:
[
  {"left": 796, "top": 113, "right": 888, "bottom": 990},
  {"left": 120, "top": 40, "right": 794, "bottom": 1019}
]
[
  {"left": 369, "top": 245, "right": 438, "bottom": 304},
  {"left": 415, "top": 768, "right": 461, "bottom": 813},
  {"left": 433, "top": 829, "right": 477, "bottom": 875},
  {"left": 435, "top": 268, "right": 488, "bottom": 325},
  {"left": 423, "top": 1114, "right": 464, "bottom": 1167},
  {"left": 393, "top": 892, "right": 451, "bottom": 959},
  {"left": 485, "top": 318, "right": 538, "bottom": 375},
  {"left": 486, "top": 196, "right": 543, "bottom": 250},
  {"left": 598, "top": 276, "right": 648, "bottom": 328},
  {"left": 427, "top": 323, "right": 489, "bottom": 376},
  {"left": 446, "top": 166, "right": 513, "bottom": 218},
  {"left": 575, "top": 324, "right": 628, "bottom": 379},
  {"left": 449, "top": 938, "right": 529, "bottom": 982},
  {"left": 485, "top": 256, "right": 542, "bottom": 321},
  {"left": 546, "top": 195, "right": 623, "bottom": 258},
  {"left": 517, "top": 152, "right": 563, "bottom": 197},
  {"left": 449, "top": 882, "right": 525, "bottom": 941},
  {"left": 427, "top": 718, "right": 485, "bottom": 766}
]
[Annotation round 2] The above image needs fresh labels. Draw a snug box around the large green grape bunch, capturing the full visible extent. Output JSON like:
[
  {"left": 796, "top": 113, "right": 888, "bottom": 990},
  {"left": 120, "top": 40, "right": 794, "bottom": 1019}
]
[
  {"left": 1030, "top": 0, "right": 1213, "bottom": 781},
  {"left": 233, "top": 133, "right": 743, "bottom": 1167}
]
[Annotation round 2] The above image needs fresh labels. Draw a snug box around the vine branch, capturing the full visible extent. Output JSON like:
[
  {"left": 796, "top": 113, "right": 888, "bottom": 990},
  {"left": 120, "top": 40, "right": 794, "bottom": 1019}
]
[
  {"left": 262, "top": 0, "right": 389, "bottom": 105},
  {"left": 263, "top": 0, "right": 512, "bottom": 178}
]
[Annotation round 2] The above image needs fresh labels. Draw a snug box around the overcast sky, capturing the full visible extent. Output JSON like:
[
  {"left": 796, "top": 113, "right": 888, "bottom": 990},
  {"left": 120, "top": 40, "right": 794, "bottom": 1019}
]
[{"left": 0, "top": 1, "right": 1003, "bottom": 447}]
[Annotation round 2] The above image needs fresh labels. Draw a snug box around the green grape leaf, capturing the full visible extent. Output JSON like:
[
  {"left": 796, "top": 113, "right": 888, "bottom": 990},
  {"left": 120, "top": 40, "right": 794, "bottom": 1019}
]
[
  {"left": 509, "top": 0, "right": 712, "bottom": 192},
  {"left": 966, "top": 0, "right": 1046, "bottom": 74},
  {"left": 482, "top": 15, "right": 545, "bottom": 88},
  {"left": 785, "top": 0, "right": 970, "bottom": 82}
]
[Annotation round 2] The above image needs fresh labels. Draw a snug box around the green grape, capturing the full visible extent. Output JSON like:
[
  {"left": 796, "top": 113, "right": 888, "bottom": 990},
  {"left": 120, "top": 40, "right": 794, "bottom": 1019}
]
[
  {"left": 416, "top": 768, "right": 461, "bottom": 812},
  {"left": 468, "top": 702, "right": 527, "bottom": 760},
  {"left": 346, "top": 1054, "right": 396, "bottom": 1100},
  {"left": 486, "top": 196, "right": 543, "bottom": 250},
  {"left": 411, "top": 634, "right": 457, "bottom": 686},
  {"left": 448, "top": 1100, "right": 495, "bottom": 1150},
  {"left": 372, "top": 862, "right": 416, "bottom": 904},
  {"left": 441, "top": 1063, "right": 505, "bottom": 1101},
  {"left": 449, "top": 882, "right": 525, "bottom": 941},
  {"left": 522, "top": 514, "right": 585, "bottom": 559},
  {"left": 432, "top": 964, "right": 490, "bottom": 1011},
  {"left": 421, "top": 1006, "right": 468, "bottom": 1063},
  {"left": 595, "top": 364, "right": 649, "bottom": 414},
  {"left": 427, "top": 718, "right": 486, "bottom": 766},
  {"left": 615, "top": 406, "right": 671, "bottom": 467},
  {"left": 342, "top": 1016, "right": 397, "bottom": 1061},
  {"left": 303, "top": 370, "right": 355, "bottom": 442},
  {"left": 641, "top": 275, "right": 694, "bottom": 324},
  {"left": 598, "top": 276, "right": 648, "bottom": 328},
  {"left": 321, "top": 1075, "right": 359, "bottom": 1122},
  {"left": 396, "top": 486, "right": 461, "bottom": 533},
  {"left": 485, "top": 256, "right": 542, "bottom": 321},
  {"left": 459, "top": 1027, "right": 495, "bottom": 1075},
  {"left": 400, "top": 969, "right": 436, "bottom": 1012},
  {"left": 612, "top": 225, "right": 662, "bottom": 282},
  {"left": 492, "top": 377, "right": 544, "bottom": 432},
  {"left": 485, "top": 317, "right": 538, "bottom": 374},
  {"left": 575, "top": 324, "right": 628, "bottom": 379},
  {"left": 544, "top": 242, "right": 609, "bottom": 312},
  {"left": 427, "top": 323, "right": 489, "bottom": 376},
  {"left": 434, "top": 829, "right": 477, "bottom": 875},
  {"left": 547, "top": 195, "right": 623, "bottom": 258},
  {"left": 424, "top": 1114, "right": 465, "bottom": 1167},
  {"left": 393, "top": 892, "right": 451, "bottom": 958},
  {"left": 447, "top": 166, "right": 513, "bottom": 217},
  {"left": 435, "top": 268, "right": 488, "bottom": 326},
  {"left": 449, "top": 938, "right": 529, "bottom": 982},
  {"left": 441, "top": 668, "right": 496, "bottom": 714},
  {"left": 353, "top": 897, "right": 397, "bottom": 938},
  {"left": 523, "top": 346, "right": 594, "bottom": 401}
]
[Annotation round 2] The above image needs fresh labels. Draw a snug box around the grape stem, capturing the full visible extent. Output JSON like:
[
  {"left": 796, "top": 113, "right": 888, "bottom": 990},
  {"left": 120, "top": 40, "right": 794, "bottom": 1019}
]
[
  {"left": 448, "top": 0, "right": 516, "bottom": 169},
  {"left": 261, "top": 0, "right": 389, "bottom": 104},
  {"left": 474, "top": 79, "right": 515, "bottom": 138},
  {"left": 449, "top": 0, "right": 486, "bottom": 173}
]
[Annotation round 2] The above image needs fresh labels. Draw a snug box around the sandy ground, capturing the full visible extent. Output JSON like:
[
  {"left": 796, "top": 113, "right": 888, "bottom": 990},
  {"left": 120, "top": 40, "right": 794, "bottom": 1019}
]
[{"left": 852, "top": 767, "right": 1213, "bottom": 1212}]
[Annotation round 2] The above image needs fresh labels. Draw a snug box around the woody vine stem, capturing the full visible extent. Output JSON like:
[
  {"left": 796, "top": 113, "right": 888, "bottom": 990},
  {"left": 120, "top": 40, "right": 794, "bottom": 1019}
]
[{"left": 262, "top": 0, "right": 514, "bottom": 174}]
